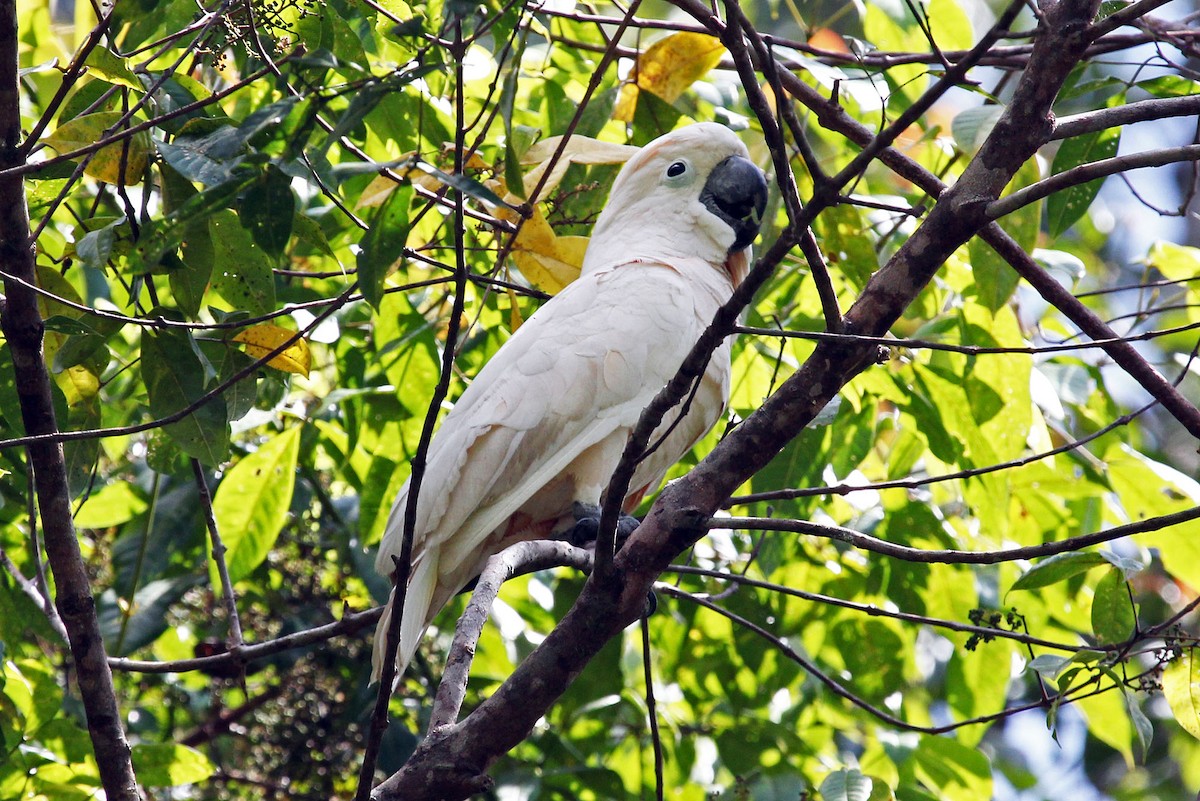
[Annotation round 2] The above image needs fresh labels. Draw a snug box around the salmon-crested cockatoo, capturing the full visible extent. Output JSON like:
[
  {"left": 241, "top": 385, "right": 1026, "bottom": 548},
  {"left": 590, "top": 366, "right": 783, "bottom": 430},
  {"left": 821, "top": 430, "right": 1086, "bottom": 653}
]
[{"left": 372, "top": 122, "right": 768, "bottom": 681}]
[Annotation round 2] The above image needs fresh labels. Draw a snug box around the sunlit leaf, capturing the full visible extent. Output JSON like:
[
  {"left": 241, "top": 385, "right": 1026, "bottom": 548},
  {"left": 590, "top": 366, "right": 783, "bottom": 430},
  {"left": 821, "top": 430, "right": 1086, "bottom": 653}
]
[
  {"left": 131, "top": 742, "right": 214, "bottom": 787},
  {"left": 511, "top": 206, "right": 587, "bottom": 293},
  {"left": 614, "top": 32, "right": 725, "bottom": 122},
  {"left": 211, "top": 426, "right": 302, "bottom": 585},
  {"left": 232, "top": 324, "right": 311, "bottom": 376},
  {"left": 1163, "top": 649, "right": 1200, "bottom": 741}
]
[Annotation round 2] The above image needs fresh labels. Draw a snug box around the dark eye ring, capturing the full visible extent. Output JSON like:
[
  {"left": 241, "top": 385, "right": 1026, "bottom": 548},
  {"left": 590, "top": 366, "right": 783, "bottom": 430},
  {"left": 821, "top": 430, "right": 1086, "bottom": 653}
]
[{"left": 666, "top": 161, "right": 687, "bottom": 178}]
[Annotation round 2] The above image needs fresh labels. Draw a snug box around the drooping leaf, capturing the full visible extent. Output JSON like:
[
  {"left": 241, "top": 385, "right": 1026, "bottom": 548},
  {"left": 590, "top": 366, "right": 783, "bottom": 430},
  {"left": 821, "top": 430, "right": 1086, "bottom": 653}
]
[
  {"left": 209, "top": 210, "right": 277, "bottom": 316},
  {"left": 238, "top": 165, "right": 295, "bottom": 257},
  {"left": 1090, "top": 566, "right": 1135, "bottom": 643},
  {"left": 510, "top": 206, "right": 587, "bottom": 293}
]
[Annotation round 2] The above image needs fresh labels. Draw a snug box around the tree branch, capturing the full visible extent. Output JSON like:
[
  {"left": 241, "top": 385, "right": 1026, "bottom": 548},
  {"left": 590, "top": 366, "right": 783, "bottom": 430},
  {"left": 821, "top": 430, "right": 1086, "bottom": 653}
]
[
  {"left": 0, "top": 3, "right": 141, "bottom": 798},
  {"left": 988, "top": 143, "right": 1200, "bottom": 217},
  {"left": 372, "top": 0, "right": 1108, "bottom": 796}
]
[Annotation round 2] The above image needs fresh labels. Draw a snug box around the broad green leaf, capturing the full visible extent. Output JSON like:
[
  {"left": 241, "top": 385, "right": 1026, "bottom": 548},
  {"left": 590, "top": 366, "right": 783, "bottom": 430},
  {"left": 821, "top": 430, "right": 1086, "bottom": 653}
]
[
  {"left": 1090, "top": 566, "right": 1135, "bottom": 643},
  {"left": 1145, "top": 240, "right": 1200, "bottom": 282},
  {"left": 44, "top": 111, "right": 151, "bottom": 185},
  {"left": 211, "top": 426, "right": 302, "bottom": 585},
  {"left": 1010, "top": 551, "right": 1108, "bottom": 591},
  {"left": 971, "top": 159, "right": 1041, "bottom": 311},
  {"left": 928, "top": 0, "right": 974, "bottom": 50},
  {"left": 358, "top": 184, "right": 412, "bottom": 309},
  {"left": 912, "top": 735, "right": 991, "bottom": 801},
  {"left": 74, "top": 481, "right": 148, "bottom": 529},
  {"left": 820, "top": 769, "right": 873, "bottom": 801},
  {"left": 1047, "top": 126, "right": 1121, "bottom": 237},
  {"left": 131, "top": 743, "right": 215, "bottom": 787},
  {"left": 141, "top": 330, "right": 229, "bottom": 465},
  {"left": 1125, "top": 690, "right": 1153, "bottom": 763},
  {"left": 209, "top": 210, "right": 277, "bottom": 316},
  {"left": 1163, "top": 649, "right": 1200, "bottom": 741},
  {"left": 238, "top": 164, "right": 295, "bottom": 257}
]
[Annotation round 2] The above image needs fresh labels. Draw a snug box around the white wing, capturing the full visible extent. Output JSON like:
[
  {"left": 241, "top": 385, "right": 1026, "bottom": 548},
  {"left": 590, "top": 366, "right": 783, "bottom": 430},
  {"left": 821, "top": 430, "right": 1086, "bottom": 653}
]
[{"left": 372, "top": 257, "right": 731, "bottom": 679}]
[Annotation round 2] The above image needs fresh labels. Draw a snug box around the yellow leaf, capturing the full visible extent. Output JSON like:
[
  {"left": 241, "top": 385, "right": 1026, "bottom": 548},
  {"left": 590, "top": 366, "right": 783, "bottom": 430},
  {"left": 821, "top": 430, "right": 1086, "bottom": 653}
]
[
  {"left": 233, "top": 324, "right": 312, "bottom": 376},
  {"left": 44, "top": 111, "right": 150, "bottom": 185},
  {"left": 506, "top": 285, "right": 524, "bottom": 332},
  {"left": 357, "top": 174, "right": 401, "bottom": 209},
  {"left": 511, "top": 207, "right": 586, "bottom": 293},
  {"left": 1164, "top": 649, "right": 1200, "bottom": 741},
  {"left": 614, "top": 32, "right": 725, "bottom": 122}
]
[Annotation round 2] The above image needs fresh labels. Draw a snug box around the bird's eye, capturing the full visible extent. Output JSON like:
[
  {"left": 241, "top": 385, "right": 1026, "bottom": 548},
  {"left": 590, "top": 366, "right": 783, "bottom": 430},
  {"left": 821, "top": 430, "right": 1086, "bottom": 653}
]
[{"left": 666, "top": 161, "right": 687, "bottom": 178}]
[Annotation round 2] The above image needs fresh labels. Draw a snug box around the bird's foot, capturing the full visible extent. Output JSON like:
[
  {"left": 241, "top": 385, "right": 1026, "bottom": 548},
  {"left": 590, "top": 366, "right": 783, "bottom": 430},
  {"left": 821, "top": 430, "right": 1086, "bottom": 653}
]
[{"left": 565, "top": 501, "right": 641, "bottom": 548}]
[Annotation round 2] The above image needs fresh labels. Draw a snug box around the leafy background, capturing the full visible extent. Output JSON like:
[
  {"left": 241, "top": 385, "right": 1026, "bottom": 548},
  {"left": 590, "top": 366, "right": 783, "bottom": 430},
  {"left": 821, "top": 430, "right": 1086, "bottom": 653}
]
[{"left": 3, "top": 0, "right": 1200, "bottom": 799}]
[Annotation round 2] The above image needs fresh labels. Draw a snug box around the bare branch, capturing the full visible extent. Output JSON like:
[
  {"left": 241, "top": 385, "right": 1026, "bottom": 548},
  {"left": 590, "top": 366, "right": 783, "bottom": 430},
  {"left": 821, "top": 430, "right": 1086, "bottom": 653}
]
[{"left": 989, "top": 143, "right": 1200, "bottom": 218}]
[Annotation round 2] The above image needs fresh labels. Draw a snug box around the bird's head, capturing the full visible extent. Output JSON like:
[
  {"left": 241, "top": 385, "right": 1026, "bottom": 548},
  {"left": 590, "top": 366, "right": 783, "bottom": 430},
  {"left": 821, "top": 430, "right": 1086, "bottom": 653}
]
[{"left": 583, "top": 123, "right": 769, "bottom": 286}]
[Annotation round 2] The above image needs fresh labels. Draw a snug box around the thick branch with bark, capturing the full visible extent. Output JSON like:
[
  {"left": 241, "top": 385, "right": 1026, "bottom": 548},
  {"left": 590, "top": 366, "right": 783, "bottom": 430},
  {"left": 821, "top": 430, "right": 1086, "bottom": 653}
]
[
  {"left": 372, "top": 1, "right": 1114, "bottom": 797},
  {"left": 0, "top": 3, "right": 141, "bottom": 799}
]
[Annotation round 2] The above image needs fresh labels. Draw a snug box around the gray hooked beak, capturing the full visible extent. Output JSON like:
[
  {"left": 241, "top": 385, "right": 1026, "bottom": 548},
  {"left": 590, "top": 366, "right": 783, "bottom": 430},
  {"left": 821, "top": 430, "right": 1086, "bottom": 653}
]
[{"left": 700, "top": 155, "right": 769, "bottom": 253}]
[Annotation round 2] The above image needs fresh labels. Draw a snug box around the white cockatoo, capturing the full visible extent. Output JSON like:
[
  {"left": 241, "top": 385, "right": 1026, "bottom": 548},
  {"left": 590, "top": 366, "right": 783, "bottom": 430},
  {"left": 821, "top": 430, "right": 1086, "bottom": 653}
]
[{"left": 372, "top": 122, "right": 768, "bottom": 681}]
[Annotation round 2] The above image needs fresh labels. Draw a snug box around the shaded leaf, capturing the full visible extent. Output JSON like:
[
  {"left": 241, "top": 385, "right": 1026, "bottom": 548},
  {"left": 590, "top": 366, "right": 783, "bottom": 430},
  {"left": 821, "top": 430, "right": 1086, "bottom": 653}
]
[
  {"left": 44, "top": 111, "right": 151, "bottom": 185},
  {"left": 1010, "top": 551, "right": 1108, "bottom": 591},
  {"left": 1047, "top": 126, "right": 1120, "bottom": 237},
  {"left": 358, "top": 184, "right": 412, "bottom": 309}
]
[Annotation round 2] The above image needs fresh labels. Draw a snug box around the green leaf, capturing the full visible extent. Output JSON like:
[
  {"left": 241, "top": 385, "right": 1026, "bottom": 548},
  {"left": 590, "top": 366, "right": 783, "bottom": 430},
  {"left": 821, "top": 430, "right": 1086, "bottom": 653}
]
[
  {"left": 820, "top": 769, "right": 873, "bottom": 801},
  {"left": 211, "top": 426, "right": 301, "bottom": 585},
  {"left": 1163, "top": 649, "right": 1200, "bottom": 741},
  {"left": 1145, "top": 240, "right": 1200, "bottom": 282},
  {"left": 1028, "top": 653, "right": 1072, "bottom": 679},
  {"left": 73, "top": 481, "right": 148, "bottom": 529},
  {"left": 238, "top": 164, "right": 295, "bottom": 257},
  {"left": 912, "top": 735, "right": 991, "bottom": 801},
  {"left": 1124, "top": 689, "right": 1152, "bottom": 763},
  {"left": 209, "top": 210, "right": 277, "bottom": 316},
  {"left": 131, "top": 742, "right": 215, "bottom": 787},
  {"left": 357, "top": 184, "right": 412, "bottom": 309},
  {"left": 141, "top": 330, "right": 229, "bottom": 465},
  {"left": 1010, "top": 551, "right": 1108, "bottom": 591},
  {"left": 1046, "top": 126, "right": 1120, "bottom": 237},
  {"left": 44, "top": 111, "right": 151, "bottom": 185},
  {"left": 1091, "top": 566, "right": 1135, "bottom": 643}
]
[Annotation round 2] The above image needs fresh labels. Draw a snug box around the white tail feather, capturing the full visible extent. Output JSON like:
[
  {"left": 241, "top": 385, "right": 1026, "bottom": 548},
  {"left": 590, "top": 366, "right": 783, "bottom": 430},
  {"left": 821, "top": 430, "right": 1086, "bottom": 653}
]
[{"left": 370, "top": 554, "right": 440, "bottom": 685}]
